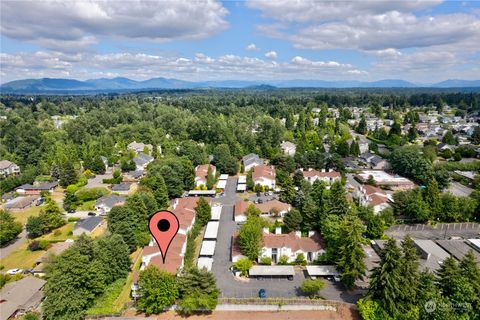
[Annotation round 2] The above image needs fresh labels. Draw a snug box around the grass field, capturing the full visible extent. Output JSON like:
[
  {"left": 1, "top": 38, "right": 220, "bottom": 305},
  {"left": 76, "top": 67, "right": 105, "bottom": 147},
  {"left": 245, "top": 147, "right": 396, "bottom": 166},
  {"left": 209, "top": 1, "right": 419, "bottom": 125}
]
[
  {"left": 10, "top": 206, "right": 42, "bottom": 225},
  {"left": 0, "top": 223, "right": 75, "bottom": 271},
  {"left": 0, "top": 243, "right": 44, "bottom": 270},
  {"left": 77, "top": 199, "right": 96, "bottom": 211}
]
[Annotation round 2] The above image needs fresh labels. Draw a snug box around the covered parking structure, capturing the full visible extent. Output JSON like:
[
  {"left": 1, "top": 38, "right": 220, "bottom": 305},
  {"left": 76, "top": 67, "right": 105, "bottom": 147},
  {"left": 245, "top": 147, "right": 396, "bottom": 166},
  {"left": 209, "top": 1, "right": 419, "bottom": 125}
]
[
  {"left": 306, "top": 265, "right": 341, "bottom": 280},
  {"left": 248, "top": 265, "right": 295, "bottom": 280}
]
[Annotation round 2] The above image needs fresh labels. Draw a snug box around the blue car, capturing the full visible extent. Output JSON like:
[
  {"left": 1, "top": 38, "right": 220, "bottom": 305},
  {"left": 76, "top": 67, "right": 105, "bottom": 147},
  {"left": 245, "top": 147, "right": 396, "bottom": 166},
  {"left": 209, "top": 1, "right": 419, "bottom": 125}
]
[{"left": 259, "top": 288, "right": 266, "bottom": 299}]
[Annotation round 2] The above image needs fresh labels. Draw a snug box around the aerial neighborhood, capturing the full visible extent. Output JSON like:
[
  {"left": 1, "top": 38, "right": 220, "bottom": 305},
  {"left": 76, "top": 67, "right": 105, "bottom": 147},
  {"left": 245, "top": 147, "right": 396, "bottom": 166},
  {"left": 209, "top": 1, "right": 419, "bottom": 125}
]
[{"left": 1, "top": 91, "right": 480, "bottom": 320}]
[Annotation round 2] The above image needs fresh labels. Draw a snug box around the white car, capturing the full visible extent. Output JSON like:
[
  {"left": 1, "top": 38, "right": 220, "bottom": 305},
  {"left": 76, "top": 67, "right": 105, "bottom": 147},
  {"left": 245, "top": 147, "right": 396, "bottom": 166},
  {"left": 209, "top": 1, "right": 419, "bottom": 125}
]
[{"left": 7, "top": 268, "right": 23, "bottom": 275}]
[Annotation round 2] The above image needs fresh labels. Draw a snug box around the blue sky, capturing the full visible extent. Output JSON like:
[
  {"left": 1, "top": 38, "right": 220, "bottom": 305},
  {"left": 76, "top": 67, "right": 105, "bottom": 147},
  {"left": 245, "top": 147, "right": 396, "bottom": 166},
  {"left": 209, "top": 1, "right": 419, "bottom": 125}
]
[{"left": 1, "top": 0, "right": 479, "bottom": 83}]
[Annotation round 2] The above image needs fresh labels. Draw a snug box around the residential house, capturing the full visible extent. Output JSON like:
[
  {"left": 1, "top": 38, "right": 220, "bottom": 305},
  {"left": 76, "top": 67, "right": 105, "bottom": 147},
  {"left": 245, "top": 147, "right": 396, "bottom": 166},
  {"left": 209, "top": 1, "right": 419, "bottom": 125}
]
[
  {"left": 141, "top": 196, "right": 200, "bottom": 274},
  {"left": 73, "top": 216, "right": 103, "bottom": 236},
  {"left": 111, "top": 182, "right": 133, "bottom": 195},
  {"left": 234, "top": 200, "right": 250, "bottom": 222},
  {"left": 242, "top": 153, "right": 264, "bottom": 172},
  {"left": 260, "top": 229, "right": 325, "bottom": 264},
  {"left": 280, "top": 141, "right": 296, "bottom": 156},
  {"left": 4, "top": 196, "right": 37, "bottom": 210},
  {"left": 255, "top": 199, "right": 291, "bottom": 218},
  {"left": 127, "top": 141, "right": 153, "bottom": 154},
  {"left": 194, "top": 164, "right": 216, "bottom": 187},
  {"left": 15, "top": 182, "right": 58, "bottom": 195},
  {"left": 94, "top": 195, "right": 126, "bottom": 215},
  {"left": 123, "top": 170, "right": 144, "bottom": 181},
  {"left": 0, "top": 276, "right": 46, "bottom": 320},
  {"left": 355, "top": 184, "right": 392, "bottom": 214},
  {"left": 133, "top": 152, "right": 154, "bottom": 171},
  {"left": 252, "top": 164, "right": 276, "bottom": 189},
  {"left": 0, "top": 160, "right": 20, "bottom": 178},
  {"left": 359, "top": 153, "right": 390, "bottom": 170},
  {"left": 356, "top": 170, "right": 415, "bottom": 190},
  {"left": 302, "top": 168, "right": 341, "bottom": 185}
]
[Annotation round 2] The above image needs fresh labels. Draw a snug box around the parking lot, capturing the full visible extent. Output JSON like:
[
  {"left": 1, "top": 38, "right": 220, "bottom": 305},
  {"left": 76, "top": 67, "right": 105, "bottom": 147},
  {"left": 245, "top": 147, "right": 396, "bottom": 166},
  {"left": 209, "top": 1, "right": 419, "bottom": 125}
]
[
  {"left": 386, "top": 222, "right": 480, "bottom": 240},
  {"left": 211, "top": 178, "right": 358, "bottom": 303}
]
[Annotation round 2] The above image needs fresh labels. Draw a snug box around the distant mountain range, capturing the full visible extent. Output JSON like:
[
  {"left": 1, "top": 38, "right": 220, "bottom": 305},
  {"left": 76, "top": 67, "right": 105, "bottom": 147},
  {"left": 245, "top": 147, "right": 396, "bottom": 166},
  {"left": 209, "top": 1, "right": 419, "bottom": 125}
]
[{"left": 1, "top": 77, "right": 479, "bottom": 93}]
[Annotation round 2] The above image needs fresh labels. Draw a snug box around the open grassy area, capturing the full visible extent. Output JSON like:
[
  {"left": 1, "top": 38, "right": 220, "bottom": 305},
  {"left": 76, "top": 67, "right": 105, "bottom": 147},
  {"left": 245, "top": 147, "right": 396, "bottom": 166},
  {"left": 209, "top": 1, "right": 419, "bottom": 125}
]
[
  {"left": 77, "top": 199, "right": 96, "bottom": 211},
  {"left": 10, "top": 206, "right": 42, "bottom": 225},
  {"left": 86, "top": 248, "right": 142, "bottom": 316},
  {"left": 0, "top": 243, "right": 44, "bottom": 270},
  {"left": 40, "top": 223, "right": 74, "bottom": 241}
]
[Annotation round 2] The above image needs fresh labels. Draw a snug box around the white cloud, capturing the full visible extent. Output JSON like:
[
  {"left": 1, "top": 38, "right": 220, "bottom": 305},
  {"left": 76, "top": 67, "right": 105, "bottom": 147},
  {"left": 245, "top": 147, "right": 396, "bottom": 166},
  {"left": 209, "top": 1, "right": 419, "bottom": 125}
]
[
  {"left": 246, "top": 43, "right": 259, "bottom": 51},
  {"left": 0, "top": 51, "right": 368, "bottom": 83},
  {"left": 0, "top": 0, "right": 229, "bottom": 51},
  {"left": 265, "top": 51, "right": 277, "bottom": 59}
]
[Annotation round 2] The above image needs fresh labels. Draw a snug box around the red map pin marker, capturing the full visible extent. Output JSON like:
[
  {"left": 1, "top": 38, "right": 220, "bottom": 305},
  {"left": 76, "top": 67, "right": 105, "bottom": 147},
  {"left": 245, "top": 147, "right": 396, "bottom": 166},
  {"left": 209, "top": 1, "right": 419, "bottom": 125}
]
[{"left": 148, "top": 210, "right": 179, "bottom": 263}]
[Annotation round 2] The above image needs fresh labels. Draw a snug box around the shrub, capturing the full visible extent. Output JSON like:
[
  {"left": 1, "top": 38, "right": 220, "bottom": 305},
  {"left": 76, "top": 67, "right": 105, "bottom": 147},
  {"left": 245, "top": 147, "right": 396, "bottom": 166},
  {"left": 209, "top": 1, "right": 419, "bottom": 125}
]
[
  {"left": 278, "top": 255, "right": 290, "bottom": 265},
  {"left": 67, "top": 217, "right": 80, "bottom": 222},
  {"left": 300, "top": 278, "right": 326, "bottom": 298},
  {"left": 233, "top": 258, "right": 253, "bottom": 277},
  {"left": 75, "top": 187, "right": 109, "bottom": 202},
  {"left": 295, "top": 253, "right": 306, "bottom": 265},
  {"left": 259, "top": 257, "right": 272, "bottom": 265},
  {"left": 28, "top": 241, "right": 40, "bottom": 251},
  {"left": 38, "top": 240, "right": 49, "bottom": 250}
]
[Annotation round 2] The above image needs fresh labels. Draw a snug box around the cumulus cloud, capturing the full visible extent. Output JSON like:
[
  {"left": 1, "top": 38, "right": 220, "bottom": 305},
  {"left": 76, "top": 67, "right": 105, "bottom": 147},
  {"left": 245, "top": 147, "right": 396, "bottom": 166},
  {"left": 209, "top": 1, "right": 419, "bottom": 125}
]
[
  {"left": 246, "top": 43, "right": 259, "bottom": 51},
  {"left": 0, "top": 0, "right": 229, "bottom": 51},
  {"left": 265, "top": 51, "right": 277, "bottom": 59},
  {"left": 0, "top": 51, "right": 368, "bottom": 83}
]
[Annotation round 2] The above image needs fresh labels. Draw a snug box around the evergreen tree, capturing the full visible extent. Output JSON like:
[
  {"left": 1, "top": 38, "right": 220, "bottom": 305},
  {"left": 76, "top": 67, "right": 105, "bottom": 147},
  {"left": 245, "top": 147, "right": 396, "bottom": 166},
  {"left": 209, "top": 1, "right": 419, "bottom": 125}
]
[
  {"left": 283, "top": 208, "right": 302, "bottom": 232},
  {"left": 137, "top": 265, "right": 179, "bottom": 314},
  {"left": 285, "top": 111, "right": 295, "bottom": 130},
  {"left": 63, "top": 191, "right": 77, "bottom": 211},
  {"left": 423, "top": 179, "right": 441, "bottom": 219},
  {"left": 301, "top": 196, "right": 317, "bottom": 230},
  {"left": 335, "top": 140, "right": 350, "bottom": 157},
  {"left": 206, "top": 165, "right": 215, "bottom": 190},
  {"left": 328, "top": 181, "right": 349, "bottom": 215},
  {"left": 279, "top": 176, "right": 295, "bottom": 204},
  {"left": 153, "top": 175, "right": 169, "bottom": 209},
  {"left": 399, "top": 236, "right": 420, "bottom": 311},
  {"left": 94, "top": 234, "right": 131, "bottom": 284},
  {"left": 350, "top": 141, "right": 360, "bottom": 156},
  {"left": 59, "top": 160, "right": 77, "bottom": 187},
  {"left": 368, "top": 238, "right": 403, "bottom": 316},
  {"left": 442, "top": 130, "right": 456, "bottom": 145},
  {"left": 407, "top": 126, "right": 418, "bottom": 142},
  {"left": 293, "top": 170, "right": 304, "bottom": 188},
  {"left": 356, "top": 115, "right": 368, "bottom": 134},
  {"left": 177, "top": 267, "right": 220, "bottom": 315},
  {"left": 195, "top": 197, "right": 211, "bottom": 227},
  {"left": 336, "top": 215, "right": 366, "bottom": 289}
]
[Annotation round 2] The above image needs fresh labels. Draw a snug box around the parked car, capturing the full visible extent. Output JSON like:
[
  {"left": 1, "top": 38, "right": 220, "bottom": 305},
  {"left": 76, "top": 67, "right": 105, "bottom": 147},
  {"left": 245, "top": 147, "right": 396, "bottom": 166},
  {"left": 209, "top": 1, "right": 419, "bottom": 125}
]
[
  {"left": 256, "top": 191, "right": 261, "bottom": 197},
  {"left": 257, "top": 198, "right": 263, "bottom": 204},
  {"left": 7, "top": 268, "right": 23, "bottom": 275},
  {"left": 259, "top": 288, "right": 267, "bottom": 299},
  {"left": 68, "top": 209, "right": 76, "bottom": 214},
  {"left": 87, "top": 212, "right": 96, "bottom": 216},
  {"left": 334, "top": 275, "right": 341, "bottom": 282}
]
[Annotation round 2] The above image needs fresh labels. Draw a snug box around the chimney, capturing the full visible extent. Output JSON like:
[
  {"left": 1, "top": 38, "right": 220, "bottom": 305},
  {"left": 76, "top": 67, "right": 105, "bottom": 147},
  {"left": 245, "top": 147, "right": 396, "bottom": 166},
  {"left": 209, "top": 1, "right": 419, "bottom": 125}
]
[
  {"left": 295, "top": 231, "right": 302, "bottom": 238},
  {"left": 308, "top": 231, "right": 316, "bottom": 237},
  {"left": 263, "top": 228, "right": 269, "bottom": 234},
  {"left": 275, "top": 227, "right": 282, "bottom": 235}
]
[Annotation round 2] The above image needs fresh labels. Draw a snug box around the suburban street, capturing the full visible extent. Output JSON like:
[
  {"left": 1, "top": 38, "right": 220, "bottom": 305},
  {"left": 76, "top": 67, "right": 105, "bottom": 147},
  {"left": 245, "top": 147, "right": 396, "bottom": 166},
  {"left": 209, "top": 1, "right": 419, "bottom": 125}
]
[
  {"left": 0, "top": 230, "right": 27, "bottom": 260},
  {"left": 211, "top": 177, "right": 358, "bottom": 303}
]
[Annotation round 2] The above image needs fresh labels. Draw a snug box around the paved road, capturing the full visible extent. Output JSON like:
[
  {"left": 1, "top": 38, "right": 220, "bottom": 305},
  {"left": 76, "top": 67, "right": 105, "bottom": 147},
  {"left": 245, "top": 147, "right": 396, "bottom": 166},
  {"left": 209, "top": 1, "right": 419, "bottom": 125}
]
[{"left": 211, "top": 177, "right": 358, "bottom": 302}]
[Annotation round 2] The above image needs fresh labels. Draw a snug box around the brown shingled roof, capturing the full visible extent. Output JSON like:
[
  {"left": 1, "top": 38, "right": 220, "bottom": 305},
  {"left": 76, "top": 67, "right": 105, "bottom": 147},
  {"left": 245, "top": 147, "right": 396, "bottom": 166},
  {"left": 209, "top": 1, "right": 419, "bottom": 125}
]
[
  {"left": 235, "top": 200, "right": 250, "bottom": 217},
  {"left": 255, "top": 199, "right": 290, "bottom": 214},
  {"left": 263, "top": 232, "right": 324, "bottom": 252},
  {"left": 143, "top": 233, "right": 187, "bottom": 274},
  {"left": 252, "top": 164, "right": 275, "bottom": 181},
  {"left": 302, "top": 169, "right": 341, "bottom": 178},
  {"left": 195, "top": 164, "right": 216, "bottom": 180}
]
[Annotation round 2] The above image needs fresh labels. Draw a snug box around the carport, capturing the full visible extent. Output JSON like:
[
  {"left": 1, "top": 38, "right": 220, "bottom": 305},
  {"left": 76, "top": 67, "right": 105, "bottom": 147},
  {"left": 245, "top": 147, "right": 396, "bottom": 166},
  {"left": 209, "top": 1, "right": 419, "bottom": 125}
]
[{"left": 248, "top": 265, "right": 295, "bottom": 280}]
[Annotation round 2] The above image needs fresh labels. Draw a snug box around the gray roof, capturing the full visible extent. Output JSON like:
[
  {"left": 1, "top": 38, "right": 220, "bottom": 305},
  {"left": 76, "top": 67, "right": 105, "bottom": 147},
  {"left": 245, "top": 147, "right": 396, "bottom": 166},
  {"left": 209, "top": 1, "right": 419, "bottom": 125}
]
[
  {"left": 0, "top": 160, "right": 17, "bottom": 170},
  {"left": 0, "top": 276, "right": 46, "bottom": 320},
  {"left": 242, "top": 153, "right": 263, "bottom": 167},
  {"left": 133, "top": 152, "right": 154, "bottom": 167},
  {"left": 16, "top": 181, "right": 58, "bottom": 191},
  {"left": 74, "top": 216, "right": 102, "bottom": 232},
  {"left": 249, "top": 265, "right": 295, "bottom": 276},
  {"left": 127, "top": 170, "right": 144, "bottom": 179},
  {"left": 436, "top": 240, "right": 480, "bottom": 261},
  {"left": 111, "top": 183, "right": 132, "bottom": 191},
  {"left": 95, "top": 195, "right": 126, "bottom": 208}
]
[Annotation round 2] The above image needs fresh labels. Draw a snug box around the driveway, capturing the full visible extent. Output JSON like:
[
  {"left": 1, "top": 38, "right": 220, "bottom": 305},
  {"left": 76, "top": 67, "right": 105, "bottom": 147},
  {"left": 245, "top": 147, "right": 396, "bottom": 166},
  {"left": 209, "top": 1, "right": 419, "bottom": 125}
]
[
  {"left": 0, "top": 230, "right": 27, "bottom": 260},
  {"left": 210, "top": 178, "right": 358, "bottom": 303},
  {"left": 85, "top": 172, "right": 113, "bottom": 189}
]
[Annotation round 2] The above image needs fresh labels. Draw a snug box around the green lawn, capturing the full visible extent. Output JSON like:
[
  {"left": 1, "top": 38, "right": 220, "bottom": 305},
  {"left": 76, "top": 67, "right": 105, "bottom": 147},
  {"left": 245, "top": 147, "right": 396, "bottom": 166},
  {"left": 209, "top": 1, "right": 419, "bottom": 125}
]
[
  {"left": 40, "top": 223, "right": 74, "bottom": 241},
  {"left": 11, "top": 206, "right": 42, "bottom": 225},
  {"left": 76, "top": 200, "right": 96, "bottom": 211},
  {"left": 0, "top": 243, "right": 45, "bottom": 270}
]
